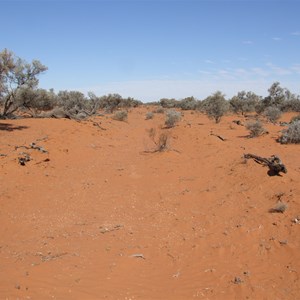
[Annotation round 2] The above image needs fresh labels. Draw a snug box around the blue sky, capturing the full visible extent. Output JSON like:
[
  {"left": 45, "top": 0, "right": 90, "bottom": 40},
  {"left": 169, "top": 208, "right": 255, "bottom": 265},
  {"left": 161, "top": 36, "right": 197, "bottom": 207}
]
[{"left": 1, "top": 0, "right": 300, "bottom": 102}]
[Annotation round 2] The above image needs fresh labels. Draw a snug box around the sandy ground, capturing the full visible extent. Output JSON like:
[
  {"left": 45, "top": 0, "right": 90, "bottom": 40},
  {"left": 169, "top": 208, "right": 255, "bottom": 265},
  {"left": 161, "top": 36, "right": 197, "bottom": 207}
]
[{"left": 0, "top": 107, "right": 299, "bottom": 300}]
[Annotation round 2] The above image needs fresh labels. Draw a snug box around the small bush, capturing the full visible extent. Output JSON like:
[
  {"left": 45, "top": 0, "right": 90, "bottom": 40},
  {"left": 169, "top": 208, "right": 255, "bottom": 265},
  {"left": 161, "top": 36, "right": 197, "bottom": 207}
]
[
  {"left": 165, "top": 110, "right": 181, "bottom": 128},
  {"left": 147, "top": 128, "right": 169, "bottom": 152},
  {"left": 145, "top": 112, "right": 154, "bottom": 120},
  {"left": 278, "top": 120, "right": 300, "bottom": 144},
  {"left": 112, "top": 110, "right": 128, "bottom": 121},
  {"left": 264, "top": 107, "right": 282, "bottom": 123},
  {"left": 245, "top": 120, "right": 266, "bottom": 137},
  {"left": 153, "top": 107, "right": 164, "bottom": 114},
  {"left": 269, "top": 202, "right": 288, "bottom": 213}
]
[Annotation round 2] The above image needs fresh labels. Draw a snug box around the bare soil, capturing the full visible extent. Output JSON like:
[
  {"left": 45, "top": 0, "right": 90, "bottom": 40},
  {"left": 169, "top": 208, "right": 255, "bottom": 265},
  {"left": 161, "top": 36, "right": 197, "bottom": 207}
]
[{"left": 0, "top": 108, "right": 299, "bottom": 299}]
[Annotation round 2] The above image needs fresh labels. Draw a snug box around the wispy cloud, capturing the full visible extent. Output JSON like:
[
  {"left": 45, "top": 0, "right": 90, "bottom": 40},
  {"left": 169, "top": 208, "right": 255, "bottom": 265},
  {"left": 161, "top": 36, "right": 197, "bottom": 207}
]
[
  {"left": 251, "top": 67, "right": 269, "bottom": 77},
  {"left": 266, "top": 63, "right": 292, "bottom": 75},
  {"left": 291, "top": 64, "right": 300, "bottom": 74},
  {"left": 204, "top": 59, "right": 215, "bottom": 64},
  {"left": 272, "top": 37, "right": 282, "bottom": 41},
  {"left": 291, "top": 31, "right": 300, "bottom": 36},
  {"left": 242, "top": 40, "right": 253, "bottom": 45}
]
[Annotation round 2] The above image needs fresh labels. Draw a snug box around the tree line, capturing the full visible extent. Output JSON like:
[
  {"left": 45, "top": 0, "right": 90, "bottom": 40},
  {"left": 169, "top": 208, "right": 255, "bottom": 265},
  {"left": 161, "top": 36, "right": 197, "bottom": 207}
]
[{"left": 1, "top": 48, "right": 300, "bottom": 121}]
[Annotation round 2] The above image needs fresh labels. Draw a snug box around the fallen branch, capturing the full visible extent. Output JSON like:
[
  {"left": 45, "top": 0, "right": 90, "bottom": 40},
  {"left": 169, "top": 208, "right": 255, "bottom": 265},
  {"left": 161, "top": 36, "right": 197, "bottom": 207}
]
[
  {"left": 210, "top": 133, "right": 227, "bottom": 141},
  {"left": 244, "top": 153, "right": 287, "bottom": 176}
]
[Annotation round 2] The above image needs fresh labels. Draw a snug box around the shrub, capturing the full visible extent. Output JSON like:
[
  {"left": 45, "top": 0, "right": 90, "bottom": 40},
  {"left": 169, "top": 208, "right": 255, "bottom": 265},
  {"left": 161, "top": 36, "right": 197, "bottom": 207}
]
[
  {"left": 290, "top": 114, "right": 300, "bottom": 123},
  {"left": 269, "top": 202, "right": 288, "bottom": 213},
  {"left": 165, "top": 110, "right": 181, "bottom": 128},
  {"left": 147, "top": 128, "right": 169, "bottom": 152},
  {"left": 153, "top": 106, "right": 164, "bottom": 114},
  {"left": 177, "top": 96, "right": 198, "bottom": 110},
  {"left": 202, "top": 91, "right": 229, "bottom": 123},
  {"left": 112, "top": 110, "right": 128, "bottom": 121},
  {"left": 145, "top": 111, "right": 154, "bottom": 120},
  {"left": 278, "top": 120, "right": 300, "bottom": 144},
  {"left": 264, "top": 107, "right": 282, "bottom": 123},
  {"left": 245, "top": 120, "right": 266, "bottom": 137}
]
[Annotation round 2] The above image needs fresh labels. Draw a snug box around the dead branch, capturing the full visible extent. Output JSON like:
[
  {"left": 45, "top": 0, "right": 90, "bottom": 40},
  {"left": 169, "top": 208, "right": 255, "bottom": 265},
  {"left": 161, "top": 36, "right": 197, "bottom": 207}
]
[
  {"left": 210, "top": 133, "right": 227, "bottom": 141},
  {"left": 244, "top": 153, "right": 287, "bottom": 176}
]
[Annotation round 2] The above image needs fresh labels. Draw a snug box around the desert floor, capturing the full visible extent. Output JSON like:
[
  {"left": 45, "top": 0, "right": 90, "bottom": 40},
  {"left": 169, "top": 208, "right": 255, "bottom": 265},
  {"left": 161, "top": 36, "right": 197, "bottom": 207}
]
[{"left": 0, "top": 107, "right": 299, "bottom": 299}]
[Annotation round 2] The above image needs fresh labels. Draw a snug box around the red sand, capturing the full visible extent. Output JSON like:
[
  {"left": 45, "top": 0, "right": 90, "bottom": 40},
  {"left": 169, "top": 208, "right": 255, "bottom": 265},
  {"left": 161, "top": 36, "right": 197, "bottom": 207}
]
[{"left": 0, "top": 108, "right": 299, "bottom": 299}]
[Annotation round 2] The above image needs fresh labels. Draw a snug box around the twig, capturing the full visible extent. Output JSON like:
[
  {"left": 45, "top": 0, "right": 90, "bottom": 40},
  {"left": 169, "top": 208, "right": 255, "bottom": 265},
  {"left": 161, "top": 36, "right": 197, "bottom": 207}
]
[{"left": 210, "top": 133, "right": 227, "bottom": 141}]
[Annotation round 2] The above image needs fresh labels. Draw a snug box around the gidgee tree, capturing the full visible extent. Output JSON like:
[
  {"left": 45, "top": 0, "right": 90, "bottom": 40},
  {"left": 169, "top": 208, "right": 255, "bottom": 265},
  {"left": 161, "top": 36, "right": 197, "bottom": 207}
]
[{"left": 0, "top": 48, "right": 47, "bottom": 117}]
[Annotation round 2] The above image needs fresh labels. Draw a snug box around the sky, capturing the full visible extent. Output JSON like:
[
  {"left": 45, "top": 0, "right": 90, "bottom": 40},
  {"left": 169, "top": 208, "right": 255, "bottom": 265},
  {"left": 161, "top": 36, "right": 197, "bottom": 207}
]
[{"left": 1, "top": 0, "right": 300, "bottom": 102}]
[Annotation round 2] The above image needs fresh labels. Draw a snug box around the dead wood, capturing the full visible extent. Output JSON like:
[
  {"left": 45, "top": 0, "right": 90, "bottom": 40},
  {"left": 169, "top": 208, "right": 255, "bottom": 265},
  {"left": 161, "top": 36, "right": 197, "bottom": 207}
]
[
  {"left": 244, "top": 153, "right": 287, "bottom": 176},
  {"left": 210, "top": 133, "right": 227, "bottom": 141}
]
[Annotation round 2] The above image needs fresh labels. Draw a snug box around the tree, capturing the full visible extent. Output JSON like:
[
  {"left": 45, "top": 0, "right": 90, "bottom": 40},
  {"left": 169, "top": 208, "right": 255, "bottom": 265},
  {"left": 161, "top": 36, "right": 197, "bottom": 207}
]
[
  {"left": 202, "top": 91, "right": 229, "bottom": 123},
  {"left": 230, "top": 91, "right": 261, "bottom": 115},
  {"left": 0, "top": 48, "right": 47, "bottom": 117},
  {"left": 262, "top": 82, "right": 286, "bottom": 108}
]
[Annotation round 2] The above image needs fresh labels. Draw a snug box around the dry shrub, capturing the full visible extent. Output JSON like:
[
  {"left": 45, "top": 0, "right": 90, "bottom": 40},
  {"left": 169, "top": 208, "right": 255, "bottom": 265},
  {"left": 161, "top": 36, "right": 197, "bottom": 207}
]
[
  {"left": 145, "top": 112, "right": 154, "bottom": 120},
  {"left": 264, "top": 107, "right": 282, "bottom": 123},
  {"left": 165, "top": 110, "right": 181, "bottom": 128},
  {"left": 147, "top": 128, "right": 169, "bottom": 152},
  {"left": 278, "top": 120, "right": 300, "bottom": 144},
  {"left": 245, "top": 120, "right": 266, "bottom": 137},
  {"left": 112, "top": 110, "right": 128, "bottom": 121},
  {"left": 269, "top": 202, "right": 288, "bottom": 213}
]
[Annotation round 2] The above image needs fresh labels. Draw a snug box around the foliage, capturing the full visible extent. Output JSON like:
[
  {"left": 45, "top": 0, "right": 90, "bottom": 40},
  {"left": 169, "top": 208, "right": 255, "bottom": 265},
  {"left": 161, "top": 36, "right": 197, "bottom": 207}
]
[
  {"left": 112, "top": 110, "right": 128, "bottom": 121},
  {"left": 164, "top": 109, "right": 181, "bottom": 128},
  {"left": 202, "top": 91, "right": 229, "bottom": 123},
  {"left": 264, "top": 106, "right": 282, "bottom": 123},
  {"left": 177, "top": 96, "right": 199, "bottom": 110},
  {"left": 290, "top": 114, "right": 300, "bottom": 123},
  {"left": 0, "top": 48, "right": 47, "bottom": 117},
  {"left": 278, "top": 120, "right": 300, "bottom": 144},
  {"left": 159, "top": 98, "right": 178, "bottom": 108},
  {"left": 153, "top": 106, "right": 165, "bottom": 114},
  {"left": 245, "top": 120, "right": 266, "bottom": 137},
  {"left": 229, "top": 91, "right": 261, "bottom": 115},
  {"left": 145, "top": 111, "right": 154, "bottom": 120}
]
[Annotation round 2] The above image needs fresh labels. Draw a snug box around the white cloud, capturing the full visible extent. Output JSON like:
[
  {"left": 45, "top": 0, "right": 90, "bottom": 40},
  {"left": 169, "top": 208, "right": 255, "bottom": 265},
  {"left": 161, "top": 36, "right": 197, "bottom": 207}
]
[
  {"left": 272, "top": 37, "right": 282, "bottom": 41},
  {"left": 242, "top": 40, "right": 253, "bottom": 44},
  {"left": 291, "top": 31, "right": 300, "bottom": 36}
]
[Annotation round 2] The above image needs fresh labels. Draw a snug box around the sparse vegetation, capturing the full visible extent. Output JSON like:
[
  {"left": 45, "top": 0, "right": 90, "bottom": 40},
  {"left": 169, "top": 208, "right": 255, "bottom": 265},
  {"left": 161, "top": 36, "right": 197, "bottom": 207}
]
[
  {"left": 269, "top": 202, "right": 288, "bottom": 213},
  {"left": 164, "top": 110, "right": 181, "bottom": 128},
  {"left": 264, "top": 106, "right": 282, "bottom": 123},
  {"left": 290, "top": 114, "right": 300, "bottom": 123},
  {"left": 147, "top": 127, "right": 169, "bottom": 152},
  {"left": 245, "top": 120, "right": 266, "bottom": 137},
  {"left": 145, "top": 111, "right": 154, "bottom": 120},
  {"left": 278, "top": 120, "right": 300, "bottom": 144},
  {"left": 112, "top": 110, "right": 128, "bottom": 121},
  {"left": 152, "top": 106, "right": 165, "bottom": 114}
]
